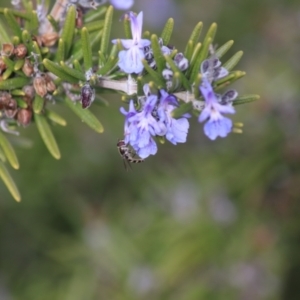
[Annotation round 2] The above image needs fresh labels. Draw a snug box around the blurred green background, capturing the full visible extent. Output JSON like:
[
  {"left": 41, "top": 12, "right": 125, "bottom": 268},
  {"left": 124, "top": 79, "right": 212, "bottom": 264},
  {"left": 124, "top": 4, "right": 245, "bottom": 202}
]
[{"left": 1, "top": 0, "right": 300, "bottom": 299}]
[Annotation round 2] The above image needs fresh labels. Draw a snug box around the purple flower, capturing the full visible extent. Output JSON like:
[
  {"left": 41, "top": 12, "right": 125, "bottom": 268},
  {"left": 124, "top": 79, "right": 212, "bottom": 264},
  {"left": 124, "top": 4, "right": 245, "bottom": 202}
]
[
  {"left": 112, "top": 12, "right": 150, "bottom": 74},
  {"left": 120, "top": 87, "right": 190, "bottom": 159},
  {"left": 110, "top": 0, "right": 134, "bottom": 10},
  {"left": 120, "top": 96, "right": 161, "bottom": 158},
  {"left": 199, "top": 78, "right": 235, "bottom": 140},
  {"left": 157, "top": 90, "right": 190, "bottom": 145}
]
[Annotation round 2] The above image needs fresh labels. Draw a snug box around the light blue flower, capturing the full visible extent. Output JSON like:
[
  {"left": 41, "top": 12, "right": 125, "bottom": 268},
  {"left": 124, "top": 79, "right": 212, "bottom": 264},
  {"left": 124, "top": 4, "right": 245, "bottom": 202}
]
[
  {"left": 120, "top": 96, "right": 161, "bottom": 158},
  {"left": 157, "top": 90, "right": 190, "bottom": 145},
  {"left": 199, "top": 77, "right": 235, "bottom": 140},
  {"left": 120, "top": 87, "right": 190, "bottom": 158},
  {"left": 112, "top": 12, "right": 150, "bottom": 74},
  {"left": 110, "top": 0, "right": 134, "bottom": 10}
]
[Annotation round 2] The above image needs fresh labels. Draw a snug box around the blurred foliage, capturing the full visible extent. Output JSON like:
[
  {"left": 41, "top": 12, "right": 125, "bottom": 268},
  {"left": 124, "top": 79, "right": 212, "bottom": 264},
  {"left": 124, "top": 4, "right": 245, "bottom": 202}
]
[{"left": 0, "top": 0, "right": 300, "bottom": 299}]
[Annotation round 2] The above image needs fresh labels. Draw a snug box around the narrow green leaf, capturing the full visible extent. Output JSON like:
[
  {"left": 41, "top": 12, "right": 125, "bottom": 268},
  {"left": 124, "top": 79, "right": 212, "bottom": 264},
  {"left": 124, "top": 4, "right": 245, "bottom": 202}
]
[
  {"left": 45, "top": 109, "right": 67, "bottom": 126},
  {"left": 0, "top": 131, "right": 19, "bottom": 169},
  {"left": 84, "top": 5, "right": 107, "bottom": 23},
  {"left": 43, "top": 59, "right": 79, "bottom": 83},
  {"left": 223, "top": 51, "right": 244, "bottom": 71},
  {"left": 84, "top": 20, "right": 105, "bottom": 33},
  {"left": 28, "top": 10, "right": 39, "bottom": 34},
  {"left": 171, "top": 102, "right": 193, "bottom": 118},
  {"left": 0, "top": 7, "right": 29, "bottom": 19},
  {"left": 61, "top": 5, "right": 76, "bottom": 57},
  {"left": 81, "top": 27, "right": 92, "bottom": 71},
  {"left": 21, "top": 30, "right": 33, "bottom": 53},
  {"left": 11, "top": 89, "right": 25, "bottom": 96},
  {"left": 73, "top": 60, "right": 82, "bottom": 72},
  {"left": 2, "top": 56, "right": 14, "bottom": 69},
  {"left": 215, "top": 72, "right": 236, "bottom": 86},
  {"left": 33, "top": 95, "right": 45, "bottom": 114},
  {"left": 142, "top": 59, "right": 165, "bottom": 88},
  {"left": 14, "top": 59, "right": 25, "bottom": 71},
  {"left": 98, "top": 42, "right": 119, "bottom": 75},
  {"left": 65, "top": 97, "right": 104, "bottom": 133},
  {"left": 35, "top": 113, "right": 61, "bottom": 159},
  {"left": 56, "top": 38, "right": 65, "bottom": 62},
  {"left": 0, "top": 20, "right": 11, "bottom": 43},
  {"left": 233, "top": 94, "right": 260, "bottom": 105},
  {"left": 0, "top": 161, "right": 21, "bottom": 202},
  {"left": 188, "top": 22, "right": 203, "bottom": 45},
  {"left": 0, "top": 77, "right": 31, "bottom": 90},
  {"left": 189, "top": 37, "right": 211, "bottom": 85},
  {"left": 15, "top": 98, "right": 28, "bottom": 108},
  {"left": 100, "top": 5, "right": 113, "bottom": 57},
  {"left": 2, "top": 69, "right": 13, "bottom": 80},
  {"left": 161, "top": 18, "right": 174, "bottom": 45},
  {"left": 215, "top": 40, "right": 234, "bottom": 59},
  {"left": 193, "top": 73, "right": 202, "bottom": 99},
  {"left": 47, "top": 15, "right": 60, "bottom": 32},
  {"left": 151, "top": 34, "right": 165, "bottom": 73},
  {"left": 32, "top": 41, "right": 43, "bottom": 66},
  {"left": 4, "top": 9, "right": 22, "bottom": 39},
  {"left": 190, "top": 23, "right": 217, "bottom": 83},
  {"left": 184, "top": 22, "right": 203, "bottom": 59},
  {"left": 215, "top": 71, "right": 246, "bottom": 90},
  {"left": 184, "top": 40, "right": 194, "bottom": 62},
  {"left": 0, "top": 148, "right": 6, "bottom": 162},
  {"left": 72, "top": 30, "right": 103, "bottom": 62},
  {"left": 187, "top": 43, "right": 201, "bottom": 77},
  {"left": 60, "top": 61, "right": 86, "bottom": 81},
  {"left": 123, "top": 13, "right": 131, "bottom": 39}
]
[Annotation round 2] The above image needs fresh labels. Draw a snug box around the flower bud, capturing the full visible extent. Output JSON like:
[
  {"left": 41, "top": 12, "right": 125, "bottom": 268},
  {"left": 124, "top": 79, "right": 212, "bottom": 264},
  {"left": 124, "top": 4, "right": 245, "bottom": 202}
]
[
  {"left": 0, "top": 92, "right": 11, "bottom": 110},
  {"left": 1, "top": 43, "right": 14, "bottom": 57},
  {"left": 13, "top": 44, "right": 27, "bottom": 59},
  {"left": 22, "top": 85, "right": 35, "bottom": 100},
  {"left": 44, "top": 73, "right": 56, "bottom": 93},
  {"left": 40, "top": 33, "right": 59, "bottom": 47},
  {"left": 17, "top": 108, "right": 32, "bottom": 126},
  {"left": 33, "top": 76, "right": 47, "bottom": 97},
  {"left": 81, "top": 83, "right": 95, "bottom": 109},
  {"left": 162, "top": 68, "right": 173, "bottom": 81},
  {"left": 174, "top": 53, "right": 189, "bottom": 71},
  {"left": 5, "top": 99, "right": 18, "bottom": 118},
  {"left": 22, "top": 58, "right": 34, "bottom": 77}
]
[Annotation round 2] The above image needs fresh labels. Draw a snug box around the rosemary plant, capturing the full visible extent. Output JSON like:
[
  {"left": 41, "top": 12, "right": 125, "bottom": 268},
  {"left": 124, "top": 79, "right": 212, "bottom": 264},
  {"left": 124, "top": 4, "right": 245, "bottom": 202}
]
[{"left": 0, "top": 0, "right": 259, "bottom": 201}]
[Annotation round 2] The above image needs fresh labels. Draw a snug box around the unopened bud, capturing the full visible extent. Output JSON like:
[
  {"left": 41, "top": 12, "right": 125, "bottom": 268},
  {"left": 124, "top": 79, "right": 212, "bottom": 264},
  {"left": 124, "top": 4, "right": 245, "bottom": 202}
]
[
  {"left": 44, "top": 73, "right": 56, "bottom": 93},
  {"left": 22, "top": 58, "right": 34, "bottom": 77},
  {"left": 5, "top": 99, "right": 18, "bottom": 118},
  {"left": 14, "top": 44, "right": 27, "bottom": 59},
  {"left": 40, "top": 33, "right": 59, "bottom": 47},
  {"left": 33, "top": 76, "right": 47, "bottom": 97},
  {"left": 17, "top": 108, "right": 32, "bottom": 126},
  {"left": 22, "top": 85, "right": 35, "bottom": 100},
  {"left": 162, "top": 68, "right": 173, "bottom": 81},
  {"left": 75, "top": 8, "right": 84, "bottom": 28},
  {"left": 174, "top": 53, "right": 189, "bottom": 71},
  {"left": 1, "top": 43, "right": 14, "bottom": 57},
  {"left": 81, "top": 83, "right": 95, "bottom": 109},
  {"left": 0, "top": 92, "right": 11, "bottom": 110}
]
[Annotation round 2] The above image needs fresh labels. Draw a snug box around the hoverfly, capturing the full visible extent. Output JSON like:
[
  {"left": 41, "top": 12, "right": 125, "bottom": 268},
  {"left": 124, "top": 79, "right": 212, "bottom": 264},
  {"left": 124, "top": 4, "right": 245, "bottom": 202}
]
[{"left": 117, "top": 139, "right": 144, "bottom": 170}]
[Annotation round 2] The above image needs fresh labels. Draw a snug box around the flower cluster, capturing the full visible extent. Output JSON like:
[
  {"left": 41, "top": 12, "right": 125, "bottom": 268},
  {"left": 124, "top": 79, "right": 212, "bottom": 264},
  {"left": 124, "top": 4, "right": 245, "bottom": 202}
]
[
  {"left": 198, "top": 57, "right": 238, "bottom": 140},
  {"left": 114, "top": 11, "right": 247, "bottom": 159},
  {"left": 120, "top": 86, "right": 189, "bottom": 159}
]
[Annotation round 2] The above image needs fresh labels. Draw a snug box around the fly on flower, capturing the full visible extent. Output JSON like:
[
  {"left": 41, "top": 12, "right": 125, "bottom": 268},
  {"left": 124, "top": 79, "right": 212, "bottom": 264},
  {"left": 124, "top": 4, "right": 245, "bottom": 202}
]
[{"left": 117, "top": 139, "right": 144, "bottom": 170}]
